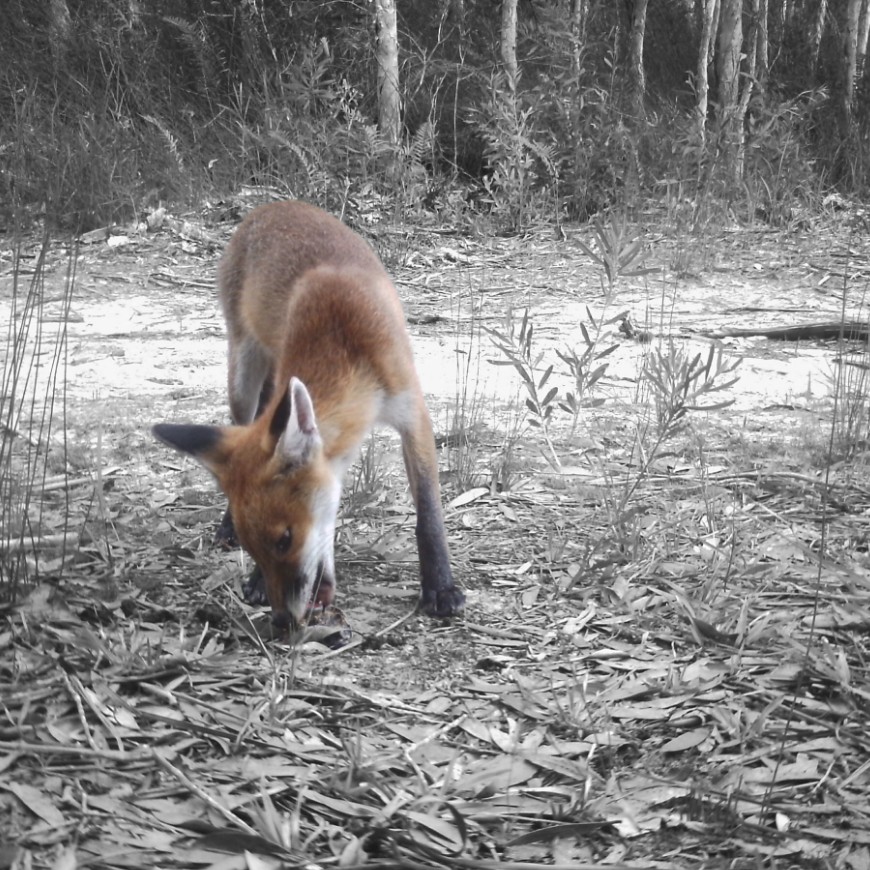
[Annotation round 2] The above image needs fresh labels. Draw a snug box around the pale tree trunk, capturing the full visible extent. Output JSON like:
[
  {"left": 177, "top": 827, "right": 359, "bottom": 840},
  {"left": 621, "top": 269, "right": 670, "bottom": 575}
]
[
  {"left": 571, "top": 0, "right": 589, "bottom": 79},
  {"left": 695, "top": 0, "right": 719, "bottom": 141},
  {"left": 716, "top": 0, "right": 742, "bottom": 180},
  {"left": 808, "top": 0, "right": 828, "bottom": 81},
  {"left": 757, "top": 0, "right": 769, "bottom": 88},
  {"left": 839, "top": 0, "right": 862, "bottom": 135},
  {"left": 500, "top": 0, "right": 519, "bottom": 90},
  {"left": 717, "top": 0, "right": 741, "bottom": 116},
  {"left": 374, "top": 0, "right": 401, "bottom": 147},
  {"left": 735, "top": 0, "right": 761, "bottom": 180},
  {"left": 628, "top": 0, "right": 649, "bottom": 117},
  {"left": 857, "top": 0, "right": 870, "bottom": 85}
]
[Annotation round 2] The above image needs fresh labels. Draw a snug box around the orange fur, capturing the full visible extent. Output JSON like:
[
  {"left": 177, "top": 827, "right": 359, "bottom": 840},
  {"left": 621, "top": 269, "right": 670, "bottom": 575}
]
[{"left": 153, "top": 201, "right": 464, "bottom": 629}]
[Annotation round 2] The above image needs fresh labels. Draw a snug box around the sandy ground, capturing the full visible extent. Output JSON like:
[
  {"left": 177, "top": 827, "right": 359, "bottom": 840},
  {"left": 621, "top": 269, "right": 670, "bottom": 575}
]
[{"left": 4, "top": 207, "right": 863, "bottom": 438}]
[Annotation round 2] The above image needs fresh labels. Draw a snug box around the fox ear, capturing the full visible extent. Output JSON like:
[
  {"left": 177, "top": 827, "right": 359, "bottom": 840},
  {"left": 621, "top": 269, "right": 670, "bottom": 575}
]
[
  {"left": 152, "top": 423, "right": 227, "bottom": 476},
  {"left": 273, "top": 377, "right": 321, "bottom": 466}
]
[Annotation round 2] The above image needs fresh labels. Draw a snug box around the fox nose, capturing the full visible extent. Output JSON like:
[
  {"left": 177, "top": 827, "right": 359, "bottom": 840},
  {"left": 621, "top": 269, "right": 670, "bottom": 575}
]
[
  {"left": 273, "top": 562, "right": 336, "bottom": 628},
  {"left": 284, "top": 591, "right": 309, "bottom": 627},
  {"left": 270, "top": 609, "right": 299, "bottom": 632}
]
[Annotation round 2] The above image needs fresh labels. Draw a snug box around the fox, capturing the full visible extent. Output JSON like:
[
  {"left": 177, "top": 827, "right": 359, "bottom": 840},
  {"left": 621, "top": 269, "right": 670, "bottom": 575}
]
[{"left": 152, "top": 200, "right": 465, "bottom": 630}]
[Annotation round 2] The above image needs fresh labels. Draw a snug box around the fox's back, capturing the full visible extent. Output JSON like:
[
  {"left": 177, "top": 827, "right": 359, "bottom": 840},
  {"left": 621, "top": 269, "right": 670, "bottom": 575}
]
[
  {"left": 219, "top": 201, "right": 391, "bottom": 346},
  {"left": 218, "top": 200, "right": 417, "bottom": 407}
]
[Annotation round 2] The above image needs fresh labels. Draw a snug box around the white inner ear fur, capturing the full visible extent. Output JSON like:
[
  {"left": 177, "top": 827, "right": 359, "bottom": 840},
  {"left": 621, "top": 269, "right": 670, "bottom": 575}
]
[{"left": 277, "top": 377, "right": 321, "bottom": 464}]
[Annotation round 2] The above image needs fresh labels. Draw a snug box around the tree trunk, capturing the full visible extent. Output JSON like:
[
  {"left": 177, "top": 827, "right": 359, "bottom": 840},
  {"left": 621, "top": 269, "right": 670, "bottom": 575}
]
[
  {"left": 374, "top": 0, "right": 401, "bottom": 147},
  {"left": 736, "top": 0, "right": 761, "bottom": 180},
  {"left": 757, "top": 0, "right": 770, "bottom": 88},
  {"left": 628, "top": 0, "right": 650, "bottom": 117},
  {"left": 695, "top": 0, "right": 719, "bottom": 141},
  {"left": 716, "top": 0, "right": 742, "bottom": 180},
  {"left": 808, "top": 0, "right": 828, "bottom": 82},
  {"left": 716, "top": 0, "right": 741, "bottom": 116},
  {"left": 570, "top": 0, "right": 589, "bottom": 79},
  {"left": 857, "top": 0, "right": 870, "bottom": 86},
  {"left": 839, "top": 0, "right": 862, "bottom": 135},
  {"left": 501, "top": 0, "right": 519, "bottom": 90}
]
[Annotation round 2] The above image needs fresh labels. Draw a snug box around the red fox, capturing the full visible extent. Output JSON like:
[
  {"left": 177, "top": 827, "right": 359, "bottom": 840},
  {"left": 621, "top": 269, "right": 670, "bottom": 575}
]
[{"left": 153, "top": 200, "right": 464, "bottom": 630}]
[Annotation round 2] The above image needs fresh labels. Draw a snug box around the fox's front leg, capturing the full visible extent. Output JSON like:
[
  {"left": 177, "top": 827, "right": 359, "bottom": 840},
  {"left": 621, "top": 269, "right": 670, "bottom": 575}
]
[
  {"left": 401, "top": 404, "right": 465, "bottom": 617},
  {"left": 214, "top": 337, "right": 273, "bottom": 611}
]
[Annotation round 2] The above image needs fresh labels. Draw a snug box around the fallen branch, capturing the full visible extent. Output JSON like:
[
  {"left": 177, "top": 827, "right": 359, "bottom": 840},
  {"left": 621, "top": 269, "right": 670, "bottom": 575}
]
[{"left": 708, "top": 321, "right": 869, "bottom": 341}]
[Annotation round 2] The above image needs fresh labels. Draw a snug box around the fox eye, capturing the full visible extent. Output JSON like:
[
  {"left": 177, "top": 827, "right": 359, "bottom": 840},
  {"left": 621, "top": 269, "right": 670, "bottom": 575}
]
[{"left": 276, "top": 529, "right": 293, "bottom": 554}]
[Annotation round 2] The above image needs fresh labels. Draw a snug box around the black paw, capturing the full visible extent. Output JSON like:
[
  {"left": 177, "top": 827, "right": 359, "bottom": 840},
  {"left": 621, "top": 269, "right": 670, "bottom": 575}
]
[
  {"left": 419, "top": 584, "right": 465, "bottom": 618},
  {"left": 243, "top": 565, "right": 269, "bottom": 606},
  {"left": 214, "top": 508, "right": 238, "bottom": 550}
]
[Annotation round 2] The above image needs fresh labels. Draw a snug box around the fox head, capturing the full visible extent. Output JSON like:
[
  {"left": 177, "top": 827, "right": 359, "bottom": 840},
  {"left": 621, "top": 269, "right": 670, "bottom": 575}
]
[{"left": 153, "top": 378, "right": 340, "bottom": 629}]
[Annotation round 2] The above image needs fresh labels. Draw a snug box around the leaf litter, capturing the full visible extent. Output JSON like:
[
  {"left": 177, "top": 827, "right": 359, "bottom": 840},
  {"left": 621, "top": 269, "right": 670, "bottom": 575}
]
[{"left": 1, "top": 203, "right": 870, "bottom": 868}]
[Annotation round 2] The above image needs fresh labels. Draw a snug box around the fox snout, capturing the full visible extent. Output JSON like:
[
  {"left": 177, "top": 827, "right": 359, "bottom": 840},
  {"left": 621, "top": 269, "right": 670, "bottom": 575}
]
[
  {"left": 231, "top": 484, "right": 340, "bottom": 629},
  {"left": 263, "top": 560, "right": 336, "bottom": 630},
  {"left": 263, "top": 530, "right": 338, "bottom": 626}
]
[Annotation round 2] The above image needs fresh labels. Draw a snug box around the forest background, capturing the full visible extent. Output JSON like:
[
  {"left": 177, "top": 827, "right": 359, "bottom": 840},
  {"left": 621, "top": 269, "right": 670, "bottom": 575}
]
[
  {"left": 3, "top": 2, "right": 870, "bottom": 867},
  {"left": 3, "top": 0, "right": 870, "bottom": 233}
]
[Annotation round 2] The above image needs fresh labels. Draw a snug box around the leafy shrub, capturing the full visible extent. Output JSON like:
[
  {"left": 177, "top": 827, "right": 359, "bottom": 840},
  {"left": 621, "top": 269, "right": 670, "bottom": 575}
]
[{"left": 469, "top": 75, "right": 559, "bottom": 231}]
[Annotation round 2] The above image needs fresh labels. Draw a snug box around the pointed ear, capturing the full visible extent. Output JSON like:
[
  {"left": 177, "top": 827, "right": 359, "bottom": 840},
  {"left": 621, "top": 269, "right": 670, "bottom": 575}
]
[
  {"left": 273, "top": 377, "right": 320, "bottom": 466},
  {"left": 152, "top": 423, "right": 227, "bottom": 476}
]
